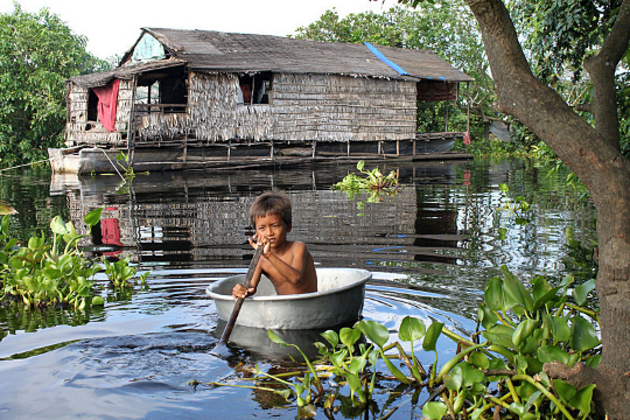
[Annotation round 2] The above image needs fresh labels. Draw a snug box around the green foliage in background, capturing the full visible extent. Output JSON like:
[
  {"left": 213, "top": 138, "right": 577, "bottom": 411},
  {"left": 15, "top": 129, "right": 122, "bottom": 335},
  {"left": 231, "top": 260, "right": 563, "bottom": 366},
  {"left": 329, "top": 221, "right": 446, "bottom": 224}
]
[
  {"left": 0, "top": 2, "right": 108, "bottom": 168},
  {"left": 0, "top": 208, "right": 148, "bottom": 309}
]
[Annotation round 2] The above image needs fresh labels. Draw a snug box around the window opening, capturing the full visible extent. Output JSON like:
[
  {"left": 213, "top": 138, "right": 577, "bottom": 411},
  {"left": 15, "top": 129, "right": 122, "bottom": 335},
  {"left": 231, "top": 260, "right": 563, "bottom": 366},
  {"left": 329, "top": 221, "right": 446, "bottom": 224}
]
[
  {"left": 134, "top": 66, "right": 188, "bottom": 116},
  {"left": 238, "top": 72, "right": 272, "bottom": 105},
  {"left": 87, "top": 89, "right": 98, "bottom": 122}
]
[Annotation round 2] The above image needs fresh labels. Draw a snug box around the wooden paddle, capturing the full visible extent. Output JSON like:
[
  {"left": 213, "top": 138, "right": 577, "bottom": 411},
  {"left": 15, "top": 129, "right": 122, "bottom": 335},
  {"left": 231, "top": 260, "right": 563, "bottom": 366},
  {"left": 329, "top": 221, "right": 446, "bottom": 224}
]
[{"left": 212, "top": 243, "right": 264, "bottom": 355}]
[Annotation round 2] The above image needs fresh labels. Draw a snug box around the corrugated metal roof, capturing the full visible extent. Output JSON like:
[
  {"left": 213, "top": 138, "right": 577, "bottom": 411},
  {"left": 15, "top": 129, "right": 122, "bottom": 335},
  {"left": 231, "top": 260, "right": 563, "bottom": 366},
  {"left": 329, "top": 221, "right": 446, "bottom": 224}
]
[{"left": 72, "top": 28, "right": 473, "bottom": 87}]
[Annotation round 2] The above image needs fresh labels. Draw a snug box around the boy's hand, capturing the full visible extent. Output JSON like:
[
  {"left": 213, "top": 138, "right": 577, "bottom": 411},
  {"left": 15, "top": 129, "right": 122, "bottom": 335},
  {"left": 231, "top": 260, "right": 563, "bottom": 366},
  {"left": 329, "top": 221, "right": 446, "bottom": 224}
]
[
  {"left": 249, "top": 235, "right": 271, "bottom": 257},
  {"left": 232, "top": 283, "right": 256, "bottom": 300}
]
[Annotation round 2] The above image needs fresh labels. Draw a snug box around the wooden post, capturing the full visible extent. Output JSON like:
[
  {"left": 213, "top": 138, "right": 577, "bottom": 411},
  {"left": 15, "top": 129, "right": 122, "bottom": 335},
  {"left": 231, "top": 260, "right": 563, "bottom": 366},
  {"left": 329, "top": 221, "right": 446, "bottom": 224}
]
[
  {"left": 311, "top": 141, "right": 316, "bottom": 158},
  {"left": 228, "top": 138, "right": 231, "bottom": 162},
  {"left": 127, "top": 76, "right": 138, "bottom": 167}
]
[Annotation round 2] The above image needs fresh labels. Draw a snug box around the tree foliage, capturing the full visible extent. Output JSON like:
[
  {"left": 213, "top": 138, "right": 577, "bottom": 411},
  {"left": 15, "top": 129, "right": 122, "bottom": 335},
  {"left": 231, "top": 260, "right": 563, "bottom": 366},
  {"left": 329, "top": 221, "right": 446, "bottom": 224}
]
[
  {"left": 0, "top": 2, "right": 107, "bottom": 168},
  {"left": 509, "top": 0, "right": 630, "bottom": 155}
]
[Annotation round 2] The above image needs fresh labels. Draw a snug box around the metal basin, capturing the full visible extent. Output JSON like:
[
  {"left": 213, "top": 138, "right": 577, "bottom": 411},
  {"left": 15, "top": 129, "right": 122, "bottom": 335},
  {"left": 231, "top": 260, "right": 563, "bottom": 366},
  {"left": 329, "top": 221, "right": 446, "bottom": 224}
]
[{"left": 206, "top": 268, "right": 371, "bottom": 330}]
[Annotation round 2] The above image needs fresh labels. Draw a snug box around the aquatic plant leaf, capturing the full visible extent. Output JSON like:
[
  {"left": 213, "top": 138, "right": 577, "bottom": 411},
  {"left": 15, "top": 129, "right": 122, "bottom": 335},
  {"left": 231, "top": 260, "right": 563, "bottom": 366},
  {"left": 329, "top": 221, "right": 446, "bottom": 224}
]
[
  {"left": 553, "top": 379, "right": 576, "bottom": 404},
  {"left": 399, "top": 316, "right": 426, "bottom": 342},
  {"left": 573, "top": 279, "right": 596, "bottom": 306},
  {"left": 478, "top": 304, "right": 498, "bottom": 329},
  {"left": 0, "top": 203, "right": 17, "bottom": 215},
  {"left": 320, "top": 330, "right": 339, "bottom": 349},
  {"left": 571, "top": 316, "right": 600, "bottom": 351},
  {"left": 569, "top": 384, "right": 596, "bottom": 416},
  {"left": 340, "top": 327, "right": 362, "bottom": 350},
  {"left": 50, "top": 216, "right": 68, "bottom": 235},
  {"left": 355, "top": 320, "right": 389, "bottom": 348},
  {"left": 469, "top": 351, "right": 490, "bottom": 370},
  {"left": 422, "top": 322, "right": 444, "bottom": 352},
  {"left": 84, "top": 207, "right": 103, "bottom": 227},
  {"left": 92, "top": 296, "right": 105, "bottom": 306},
  {"left": 512, "top": 319, "right": 536, "bottom": 347},
  {"left": 422, "top": 402, "right": 447, "bottom": 420},
  {"left": 501, "top": 266, "right": 534, "bottom": 311},
  {"left": 546, "top": 315, "right": 571, "bottom": 343},
  {"left": 267, "top": 330, "right": 289, "bottom": 346},
  {"left": 538, "top": 345, "right": 570, "bottom": 365},
  {"left": 484, "top": 276, "right": 504, "bottom": 311}
]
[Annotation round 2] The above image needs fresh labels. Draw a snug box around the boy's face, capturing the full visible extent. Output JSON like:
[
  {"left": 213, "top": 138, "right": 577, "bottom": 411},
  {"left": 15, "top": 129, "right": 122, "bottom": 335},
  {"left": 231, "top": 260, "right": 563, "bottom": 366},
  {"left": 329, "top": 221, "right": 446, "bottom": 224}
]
[{"left": 254, "top": 213, "right": 291, "bottom": 248}]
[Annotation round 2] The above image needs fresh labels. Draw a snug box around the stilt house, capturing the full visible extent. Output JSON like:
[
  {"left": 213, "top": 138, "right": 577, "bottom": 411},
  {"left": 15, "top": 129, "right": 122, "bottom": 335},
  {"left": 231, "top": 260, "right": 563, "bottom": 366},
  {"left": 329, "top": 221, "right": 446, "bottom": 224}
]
[{"left": 57, "top": 28, "right": 473, "bottom": 173}]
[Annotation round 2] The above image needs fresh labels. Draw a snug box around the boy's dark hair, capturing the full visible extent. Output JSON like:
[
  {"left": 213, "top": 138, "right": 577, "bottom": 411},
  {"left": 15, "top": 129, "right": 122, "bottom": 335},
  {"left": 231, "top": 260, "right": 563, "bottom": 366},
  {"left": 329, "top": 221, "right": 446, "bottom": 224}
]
[{"left": 250, "top": 190, "right": 292, "bottom": 228}]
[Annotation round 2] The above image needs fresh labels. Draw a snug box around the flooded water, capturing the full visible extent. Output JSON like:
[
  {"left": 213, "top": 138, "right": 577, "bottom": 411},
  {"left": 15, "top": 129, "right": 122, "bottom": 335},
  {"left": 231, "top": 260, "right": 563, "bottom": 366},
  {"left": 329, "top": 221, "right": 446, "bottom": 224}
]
[{"left": 0, "top": 159, "right": 597, "bottom": 419}]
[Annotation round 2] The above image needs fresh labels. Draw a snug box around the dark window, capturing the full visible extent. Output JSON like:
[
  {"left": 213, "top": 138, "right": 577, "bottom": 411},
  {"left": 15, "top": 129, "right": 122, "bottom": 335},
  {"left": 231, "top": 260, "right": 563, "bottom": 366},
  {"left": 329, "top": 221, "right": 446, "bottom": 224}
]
[
  {"left": 135, "top": 66, "right": 188, "bottom": 114},
  {"left": 238, "top": 72, "right": 272, "bottom": 105}
]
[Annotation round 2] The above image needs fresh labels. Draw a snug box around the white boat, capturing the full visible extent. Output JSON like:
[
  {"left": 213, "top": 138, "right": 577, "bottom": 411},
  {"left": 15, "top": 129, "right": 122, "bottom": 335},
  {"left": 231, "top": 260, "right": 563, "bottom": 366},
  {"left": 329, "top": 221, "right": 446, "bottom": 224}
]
[{"left": 206, "top": 268, "right": 371, "bottom": 330}]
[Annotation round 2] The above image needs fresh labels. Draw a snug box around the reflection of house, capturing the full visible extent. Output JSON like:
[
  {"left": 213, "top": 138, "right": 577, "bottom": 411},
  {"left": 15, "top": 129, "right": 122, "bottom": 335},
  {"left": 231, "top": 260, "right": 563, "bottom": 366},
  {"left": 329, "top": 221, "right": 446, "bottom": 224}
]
[
  {"left": 62, "top": 167, "right": 462, "bottom": 269},
  {"left": 53, "top": 28, "right": 473, "bottom": 174}
]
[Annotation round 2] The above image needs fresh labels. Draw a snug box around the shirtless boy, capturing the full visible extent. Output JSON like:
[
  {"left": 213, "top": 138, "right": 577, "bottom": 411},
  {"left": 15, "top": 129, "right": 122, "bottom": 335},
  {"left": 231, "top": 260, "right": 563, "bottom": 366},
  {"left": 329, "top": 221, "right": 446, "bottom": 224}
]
[{"left": 232, "top": 190, "right": 318, "bottom": 299}]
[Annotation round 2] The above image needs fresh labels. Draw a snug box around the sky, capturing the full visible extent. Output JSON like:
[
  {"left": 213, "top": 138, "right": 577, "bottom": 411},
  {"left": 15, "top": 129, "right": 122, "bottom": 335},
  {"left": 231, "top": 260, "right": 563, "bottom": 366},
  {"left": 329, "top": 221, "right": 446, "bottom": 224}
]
[{"left": 1, "top": 0, "right": 397, "bottom": 59}]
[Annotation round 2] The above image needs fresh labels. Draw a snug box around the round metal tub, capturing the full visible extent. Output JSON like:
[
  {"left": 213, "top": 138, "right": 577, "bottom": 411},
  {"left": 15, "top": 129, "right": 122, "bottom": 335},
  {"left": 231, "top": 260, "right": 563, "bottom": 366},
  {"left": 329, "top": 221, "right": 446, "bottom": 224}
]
[{"left": 206, "top": 268, "right": 371, "bottom": 330}]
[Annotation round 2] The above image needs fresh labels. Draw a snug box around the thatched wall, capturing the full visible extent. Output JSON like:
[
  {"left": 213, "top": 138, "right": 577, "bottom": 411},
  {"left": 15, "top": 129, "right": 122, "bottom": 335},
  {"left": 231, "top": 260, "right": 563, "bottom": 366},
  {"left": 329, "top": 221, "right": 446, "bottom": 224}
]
[
  {"left": 65, "top": 80, "right": 134, "bottom": 147},
  {"left": 270, "top": 74, "right": 417, "bottom": 142},
  {"left": 67, "top": 70, "right": 418, "bottom": 148}
]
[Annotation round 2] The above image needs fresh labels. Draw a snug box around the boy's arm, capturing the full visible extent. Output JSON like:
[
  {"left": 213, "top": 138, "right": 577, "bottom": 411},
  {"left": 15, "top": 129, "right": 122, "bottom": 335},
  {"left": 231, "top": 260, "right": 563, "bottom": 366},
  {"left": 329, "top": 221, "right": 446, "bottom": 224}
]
[{"left": 264, "top": 241, "right": 309, "bottom": 285}]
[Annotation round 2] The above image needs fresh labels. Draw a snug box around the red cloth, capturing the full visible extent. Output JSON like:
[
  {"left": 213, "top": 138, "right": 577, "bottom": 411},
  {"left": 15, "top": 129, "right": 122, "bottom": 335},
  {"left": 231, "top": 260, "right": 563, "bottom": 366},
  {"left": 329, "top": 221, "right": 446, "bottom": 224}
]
[
  {"left": 463, "top": 131, "right": 471, "bottom": 145},
  {"left": 92, "top": 79, "right": 120, "bottom": 132},
  {"left": 101, "top": 218, "right": 123, "bottom": 247}
]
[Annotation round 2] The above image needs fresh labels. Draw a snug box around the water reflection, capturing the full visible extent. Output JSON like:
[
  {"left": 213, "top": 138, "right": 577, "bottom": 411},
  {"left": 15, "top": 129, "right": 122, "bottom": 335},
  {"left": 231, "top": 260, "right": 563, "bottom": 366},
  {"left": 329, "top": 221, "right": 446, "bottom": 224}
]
[{"left": 0, "top": 159, "right": 597, "bottom": 419}]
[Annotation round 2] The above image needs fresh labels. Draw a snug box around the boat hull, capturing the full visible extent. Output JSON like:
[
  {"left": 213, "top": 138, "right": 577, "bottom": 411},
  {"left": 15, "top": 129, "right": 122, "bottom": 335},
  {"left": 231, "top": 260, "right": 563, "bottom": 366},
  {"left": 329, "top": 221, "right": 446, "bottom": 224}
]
[{"left": 206, "top": 268, "right": 371, "bottom": 330}]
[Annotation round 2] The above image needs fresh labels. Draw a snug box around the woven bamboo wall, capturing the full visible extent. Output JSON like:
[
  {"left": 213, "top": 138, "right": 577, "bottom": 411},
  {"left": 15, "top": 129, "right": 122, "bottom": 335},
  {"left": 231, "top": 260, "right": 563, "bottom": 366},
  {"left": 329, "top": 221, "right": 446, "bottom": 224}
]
[
  {"left": 65, "top": 80, "right": 134, "bottom": 147},
  {"left": 270, "top": 74, "right": 417, "bottom": 142},
  {"left": 66, "top": 71, "right": 418, "bottom": 147}
]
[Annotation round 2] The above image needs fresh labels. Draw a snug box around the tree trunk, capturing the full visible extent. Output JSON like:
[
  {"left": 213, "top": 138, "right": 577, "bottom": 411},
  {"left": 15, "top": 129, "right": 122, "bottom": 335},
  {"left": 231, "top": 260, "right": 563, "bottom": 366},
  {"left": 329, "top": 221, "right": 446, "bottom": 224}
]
[{"left": 464, "top": 0, "right": 630, "bottom": 417}]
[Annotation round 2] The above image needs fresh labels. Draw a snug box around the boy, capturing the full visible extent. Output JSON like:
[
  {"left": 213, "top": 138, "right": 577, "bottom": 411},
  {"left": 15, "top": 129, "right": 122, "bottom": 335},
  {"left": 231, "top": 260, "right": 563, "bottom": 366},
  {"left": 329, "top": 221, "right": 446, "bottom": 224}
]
[{"left": 232, "top": 190, "right": 318, "bottom": 299}]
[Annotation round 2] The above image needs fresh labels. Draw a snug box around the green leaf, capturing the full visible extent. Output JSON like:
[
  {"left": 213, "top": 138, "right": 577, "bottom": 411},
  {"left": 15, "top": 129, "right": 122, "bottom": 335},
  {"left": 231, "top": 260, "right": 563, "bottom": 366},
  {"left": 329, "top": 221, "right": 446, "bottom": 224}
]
[
  {"left": 569, "top": 384, "right": 596, "bottom": 415},
  {"left": 91, "top": 296, "right": 105, "bottom": 306},
  {"left": 501, "top": 266, "right": 534, "bottom": 311},
  {"left": 537, "top": 345, "right": 570, "bottom": 365},
  {"left": 422, "top": 401, "right": 447, "bottom": 420},
  {"left": 478, "top": 304, "right": 498, "bottom": 329},
  {"left": 547, "top": 314, "right": 571, "bottom": 343},
  {"left": 423, "top": 322, "right": 444, "bottom": 351},
  {"left": 50, "top": 215, "right": 68, "bottom": 235},
  {"left": 469, "top": 351, "right": 490, "bottom": 370},
  {"left": 512, "top": 319, "right": 536, "bottom": 347},
  {"left": 571, "top": 316, "right": 600, "bottom": 351},
  {"left": 355, "top": 320, "right": 389, "bottom": 348},
  {"left": 339, "top": 327, "right": 362, "bottom": 350},
  {"left": 573, "top": 279, "right": 596, "bottom": 306},
  {"left": 84, "top": 207, "right": 103, "bottom": 227},
  {"left": 484, "top": 276, "right": 504, "bottom": 311},
  {"left": 267, "top": 330, "right": 289, "bottom": 346},
  {"left": 320, "top": 330, "right": 339, "bottom": 349},
  {"left": 553, "top": 379, "right": 577, "bottom": 404},
  {"left": 399, "top": 316, "right": 426, "bottom": 342}
]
